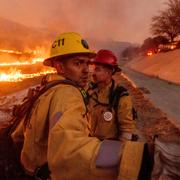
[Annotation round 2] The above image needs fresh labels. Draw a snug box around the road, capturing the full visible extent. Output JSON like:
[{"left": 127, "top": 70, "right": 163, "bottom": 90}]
[{"left": 122, "top": 67, "right": 180, "bottom": 124}]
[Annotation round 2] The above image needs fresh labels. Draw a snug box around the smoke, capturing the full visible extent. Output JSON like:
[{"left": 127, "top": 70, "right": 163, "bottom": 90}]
[
  {"left": 0, "top": 17, "right": 54, "bottom": 52},
  {"left": 43, "top": 0, "right": 162, "bottom": 42},
  {"left": 0, "top": 0, "right": 167, "bottom": 44}
]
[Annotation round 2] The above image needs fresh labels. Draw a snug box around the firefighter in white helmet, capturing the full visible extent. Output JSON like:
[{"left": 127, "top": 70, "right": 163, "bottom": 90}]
[{"left": 14, "top": 32, "right": 147, "bottom": 180}]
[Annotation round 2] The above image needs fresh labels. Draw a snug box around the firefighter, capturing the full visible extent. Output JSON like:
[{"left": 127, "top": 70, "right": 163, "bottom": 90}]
[
  {"left": 88, "top": 49, "right": 136, "bottom": 141},
  {"left": 15, "top": 32, "right": 145, "bottom": 180}
]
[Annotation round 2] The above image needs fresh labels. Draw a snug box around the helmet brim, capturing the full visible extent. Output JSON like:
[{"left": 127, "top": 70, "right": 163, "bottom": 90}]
[
  {"left": 115, "top": 66, "right": 122, "bottom": 72},
  {"left": 90, "top": 61, "right": 121, "bottom": 73},
  {"left": 43, "top": 52, "right": 96, "bottom": 67}
]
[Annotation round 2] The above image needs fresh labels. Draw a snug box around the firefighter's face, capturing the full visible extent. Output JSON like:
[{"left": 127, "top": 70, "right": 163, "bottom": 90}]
[
  {"left": 92, "top": 64, "right": 112, "bottom": 83},
  {"left": 59, "top": 56, "right": 90, "bottom": 88}
]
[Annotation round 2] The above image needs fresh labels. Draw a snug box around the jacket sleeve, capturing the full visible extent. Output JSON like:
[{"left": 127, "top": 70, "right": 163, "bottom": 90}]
[
  {"left": 117, "top": 95, "right": 136, "bottom": 141},
  {"left": 47, "top": 85, "right": 122, "bottom": 179}
]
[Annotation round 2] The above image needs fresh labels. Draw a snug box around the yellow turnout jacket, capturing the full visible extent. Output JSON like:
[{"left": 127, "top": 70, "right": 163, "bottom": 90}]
[
  {"left": 88, "top": 80, "right": 136, "bottom": 141},
  {"left": 11, "top": 74, "right": 143, "bottom": 180},
  {"left": 12, "top": 74, "right": 122, "bottom": 179}
]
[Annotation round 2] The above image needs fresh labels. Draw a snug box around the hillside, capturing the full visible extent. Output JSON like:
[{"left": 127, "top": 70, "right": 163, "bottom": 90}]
[
  {"left": 0, "top": 17, "right": 53, "bottom": 51},
  {"left": 125, "top": 49, "right": 180, "bottom": 85},
  {"left": 0, "top": 17, "right": 134, "bottom": 60}
]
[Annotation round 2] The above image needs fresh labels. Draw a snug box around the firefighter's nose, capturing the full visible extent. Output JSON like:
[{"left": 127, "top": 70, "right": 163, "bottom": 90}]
[{"left": 83, "top": 63, "right": 89, "bottom": 73}]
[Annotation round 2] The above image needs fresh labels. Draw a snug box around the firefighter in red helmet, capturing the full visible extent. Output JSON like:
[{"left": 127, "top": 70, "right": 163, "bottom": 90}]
[
  {"left": 88, "top": 49, "right": 136, "bottom": 141},
  {"left": 92, "top": 49, "right": 121, "bottom": 73}
]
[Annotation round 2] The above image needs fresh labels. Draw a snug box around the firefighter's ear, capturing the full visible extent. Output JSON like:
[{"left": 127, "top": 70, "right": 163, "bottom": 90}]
[
  {"left": 53, "top": 61, "right": 65, "bottom": 74},
  {"left": 60, "top": 62, "right": 66, "bottom": 74}
]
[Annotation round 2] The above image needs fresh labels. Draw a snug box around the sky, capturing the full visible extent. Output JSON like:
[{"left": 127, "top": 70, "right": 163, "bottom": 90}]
[{"left": 0, "top": 0, "right": 168, "bottom": 44}]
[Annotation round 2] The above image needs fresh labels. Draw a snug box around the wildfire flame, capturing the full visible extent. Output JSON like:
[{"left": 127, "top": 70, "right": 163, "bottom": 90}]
[
  {"left": 0, "top": 57, "right": 44, "bottom": 66},
  {"left": 0, "top": 48, "right": 46, "bottom": 66},
  {"left": 0, "top": 49, "right": 23, "bottom": 55},
  {"left": 0, "top": 48, "right": 55, "bottom": 82},
  {"left": 0, "top": 48, "right": 44, "bottom": 56},
  {"left": 0, "top": 68, "right": 56, "bottom": 82}
]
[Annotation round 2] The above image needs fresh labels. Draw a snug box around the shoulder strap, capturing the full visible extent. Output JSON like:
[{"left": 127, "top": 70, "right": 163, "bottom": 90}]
[
  {"left": 91, "top": 93, "right": 109, "bottom": 107},
  {"left": 41, "top": 79, "right": 78, "bottom": 94},
  {"left": 46, "top": 80, "right": 89, "bottom": 107},
  {"left": 110, "top": 85, "right": 137, "bottom": 120},
  {"left": 109, "top": 84, "right": 129, "bottom": 111},
  {"left": 88, "top": 81, "right": 109, "bottom": 107},
  {"left": 9, "top": 79, "right": 85, "bottom": 135},
  {"left": 25, "top": 79, "right": 79, "bottom": 119},
  {"left": 88, "top": 80, "right": 128, "bottom": 110}
]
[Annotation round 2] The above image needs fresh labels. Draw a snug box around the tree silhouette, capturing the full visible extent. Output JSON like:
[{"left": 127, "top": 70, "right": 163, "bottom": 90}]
[
  {"left": 141, "top": 36, "right": 169, "bottom": 53},
  {"left": 151, "top": 0, "right": 180, "bottom": 42}
]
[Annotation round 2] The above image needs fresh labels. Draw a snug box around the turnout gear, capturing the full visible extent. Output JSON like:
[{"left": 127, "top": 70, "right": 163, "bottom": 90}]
[
  {"left": 43, "top": 32, "right": 96, "bottom": 66},
  {"left": 11, "top": 75, "right": 89, "bottom": 174},
  {"left": 7, "top": 31, "right": 147, "bottom": 179},
  {"left": 118, "top": 141, "right": 152, "bottom": 180},
  {"left": 11, "top": 74, "right": 145, "bottom": 180},
  {"left": 16, "top": 74, "right": 119, "bottom": 179},
  {"left": 88, "top": 79, "right": 136, "bottom": 141},
  {"left": 0, "top": 75, "right": 87, "bottom": 179}
]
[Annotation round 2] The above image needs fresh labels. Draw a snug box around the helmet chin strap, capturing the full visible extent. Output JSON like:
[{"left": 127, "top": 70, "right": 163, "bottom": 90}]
[
  {"left": 96, "top": 80, "right": 110, "bottom": 90},
  {"left": 112, "top": 68, "right": 116, "bottom": 75}
]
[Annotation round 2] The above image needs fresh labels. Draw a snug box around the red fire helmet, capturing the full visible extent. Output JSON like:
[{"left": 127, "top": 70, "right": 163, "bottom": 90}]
[{"left": 92, "top": 49, "right": 118, "bottom": 67}]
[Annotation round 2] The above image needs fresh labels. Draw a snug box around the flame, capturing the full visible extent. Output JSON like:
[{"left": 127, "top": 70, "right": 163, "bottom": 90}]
[
  {"left": 0, "top": 68, "right": 56, "bottom": 82},
  {"left": 0, "top": 48, "right": 55, "bottom": 82},
  {"left": 0, "top": 48, "right": 46, "bottom": 66},
  {"left": 147, "top": 51, "right": 153, "bottom": 56},
  {"left": 170, "top": 45, "right": 175, "bottom": 50},
  {"left": 0, "top": 57, "right": 44, "bottom": 66},
  {"left": 0, "top": 48, "right": 46, "bottom": 56},
  {"left": 0, "top": 49, "right": 23, "bottom": 55}
]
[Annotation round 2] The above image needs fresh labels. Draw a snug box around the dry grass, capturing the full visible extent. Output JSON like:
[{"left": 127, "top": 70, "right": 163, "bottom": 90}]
[{"left": 113, "top": 72, "right": 180, "bottom": 143}]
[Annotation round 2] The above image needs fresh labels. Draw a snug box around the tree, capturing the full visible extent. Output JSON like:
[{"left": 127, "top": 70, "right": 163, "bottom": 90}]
[
  {"left": 153, "top": 35, "right": 169, "bottom": 45},
  {"left": 167, "top": 0, "right": 180, "bottom": 31},
  {"left": 141, "top": 36, "right": 169, "bottom": 53},
  {"left": 151, "top": 0, "right": 180, "bottom": 42},
  {"left": 141, "top": 37, "right": 156, "bottom": 52}
]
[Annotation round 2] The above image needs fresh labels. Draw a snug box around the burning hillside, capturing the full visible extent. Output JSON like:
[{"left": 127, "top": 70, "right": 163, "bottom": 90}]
[
  {"left": 0, "top": 68, "right": 55, "bottom": 82},
  {"left": 0, "top": 17, "right": 57, "bottom": 82},
  {"left": 0, "top": 48, "right": 55, "bottom": 82}
]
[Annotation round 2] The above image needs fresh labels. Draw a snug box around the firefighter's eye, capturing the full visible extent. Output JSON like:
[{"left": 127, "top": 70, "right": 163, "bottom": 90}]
[
  {"left": 75, "top": 61, "right": 82, "bottom": 66},
  {"left": 94, "top": 67, "right": 100, "bottom": 71}
]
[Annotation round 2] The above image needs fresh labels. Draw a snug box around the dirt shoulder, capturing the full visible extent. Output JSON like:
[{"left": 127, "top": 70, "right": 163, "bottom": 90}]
[{"left": 113, "top": 72, "right": 180, "bottom": 143}]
